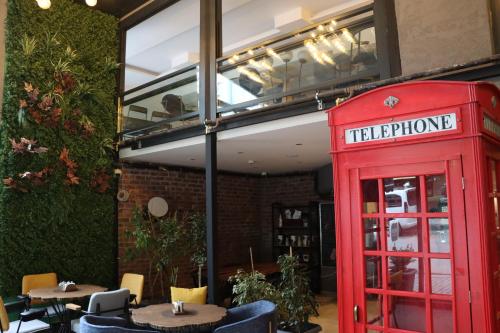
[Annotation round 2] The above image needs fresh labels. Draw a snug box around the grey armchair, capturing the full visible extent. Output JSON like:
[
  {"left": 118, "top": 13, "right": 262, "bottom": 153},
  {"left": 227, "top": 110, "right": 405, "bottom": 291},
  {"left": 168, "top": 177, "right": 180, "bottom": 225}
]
[
  {"left": 80, "top": 316, "right": 158, "bottom": 333},
  {"left": 72, "top": 289, "right": 130, "bottom": 333},
  {"left": 214, "top": 300, "right": 277, "bottom": 333}
]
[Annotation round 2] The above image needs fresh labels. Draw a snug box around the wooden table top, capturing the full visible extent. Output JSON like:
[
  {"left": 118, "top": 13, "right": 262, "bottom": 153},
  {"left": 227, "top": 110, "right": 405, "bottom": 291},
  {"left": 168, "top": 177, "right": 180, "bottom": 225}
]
[
  {"left": 28, "top": 284, "right": 107, "bottom": 300},
  {"left": 131, "top": 303, "right": 227, "bottom": 331}
]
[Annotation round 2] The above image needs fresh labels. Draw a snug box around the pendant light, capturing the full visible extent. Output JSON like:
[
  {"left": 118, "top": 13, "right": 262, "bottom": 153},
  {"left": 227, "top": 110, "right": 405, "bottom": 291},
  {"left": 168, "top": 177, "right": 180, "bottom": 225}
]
[
  {"left": 85, "top": 0, "right": 97, "bottom": 6},
  {"left": 36, "top": 0, "right": 51, "bottom": 9}
]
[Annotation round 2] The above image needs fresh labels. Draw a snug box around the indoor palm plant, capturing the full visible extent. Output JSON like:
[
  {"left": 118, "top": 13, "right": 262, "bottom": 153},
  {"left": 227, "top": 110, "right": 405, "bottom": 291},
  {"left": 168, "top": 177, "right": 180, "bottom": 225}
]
[
  {"left": 125, "top": 206, "right": 185, "bottom": 301},
  {"left": 230, "top": 254, "right": 320, "bottom": 333}
]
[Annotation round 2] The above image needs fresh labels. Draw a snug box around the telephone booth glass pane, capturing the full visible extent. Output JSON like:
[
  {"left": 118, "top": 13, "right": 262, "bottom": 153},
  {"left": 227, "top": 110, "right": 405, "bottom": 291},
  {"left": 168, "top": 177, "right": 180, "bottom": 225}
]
[
  {"left": 387, "top": 218, "right": 422, "bottom": 252},
  {"left": 429, "top": 218, "right": 450, "bottom": 253},
  {"left": 363, "top": 180, "right": 379, "bottom": 213},
  {"left": 366, "top": 256, "right": 382, "bottom": 289},
  {"left": 431, "top": 258, "right": 452, "bottom": 295},
  {"left": 389, "top": 296, "right": 426, "bottom": 332},
  {"left": 431, "top": 300, "right": 453, "bottom": 333},
  {"left": 360, "top": 170, "right": 457, "bottom": 332},
  {"left": 388, "top": 257, "right": 424, "bottom": 292},
  {"left": 426, "top": 174, "right": 447, "bottom": 212},
  {"left": 366, "top": 293, "right": 384, "bottom": 326},
  {"left": 384, "top": 176, "right": 421, "bottom": 213},
  {"left": 364, "top": 218, "right": 380, "bottom": 250}
]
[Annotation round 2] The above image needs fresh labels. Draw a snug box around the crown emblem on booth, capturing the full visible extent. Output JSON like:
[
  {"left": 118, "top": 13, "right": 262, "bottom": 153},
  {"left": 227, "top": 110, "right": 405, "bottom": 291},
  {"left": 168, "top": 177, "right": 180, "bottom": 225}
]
[{"left": 384, "top": 96, "right": 399, "bottom": 109}]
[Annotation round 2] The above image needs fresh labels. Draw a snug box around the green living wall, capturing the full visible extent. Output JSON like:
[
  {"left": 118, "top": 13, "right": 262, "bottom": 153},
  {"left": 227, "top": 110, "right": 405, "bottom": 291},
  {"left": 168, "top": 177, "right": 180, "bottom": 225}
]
[{"left": 0, "top": 0, "right": 118, "bottom": 294}]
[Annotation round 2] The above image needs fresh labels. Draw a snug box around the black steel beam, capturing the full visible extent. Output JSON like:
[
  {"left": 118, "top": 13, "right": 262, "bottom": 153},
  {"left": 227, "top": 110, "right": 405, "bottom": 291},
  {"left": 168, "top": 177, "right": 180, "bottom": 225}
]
[
  {"left": 374, "top": 0, "right": 401, "bottom": 79},
  {"left": 490, "top": 0, "right": 500, "bottom": 54},
  {"left": 119, "top": 0, "right": 180, "bottom": 30},
  {"left": 200, "top": 0, "right": 222, "bottom": 305}
]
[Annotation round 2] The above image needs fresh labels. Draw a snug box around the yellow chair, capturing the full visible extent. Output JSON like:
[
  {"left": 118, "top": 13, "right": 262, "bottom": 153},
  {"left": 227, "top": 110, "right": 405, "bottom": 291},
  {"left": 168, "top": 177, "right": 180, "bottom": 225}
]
[
  {"left": 120, "top": 273, "right": 144, "bottom": 306},
  {"left": 170, "top": 286, "right": 207, "bottom": 304},
  {"left": 0, "top": 296, "right": 49, "bottom": 333},
  {"left": 22, "top": 273, "right": 58, "bottom": 305}
]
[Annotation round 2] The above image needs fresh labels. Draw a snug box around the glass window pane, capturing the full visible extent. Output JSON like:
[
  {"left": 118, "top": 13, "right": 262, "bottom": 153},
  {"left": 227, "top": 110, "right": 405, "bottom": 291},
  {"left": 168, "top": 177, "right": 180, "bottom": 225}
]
[
  {"left": 387, "top": 218, "right": 422, "bottom": 252},
  {"left": 366, "top": 293, "right": 383, "bottom": 327},
  {"left": 431, "top": 258, "right": 452, "bottom": 295},
  {"left": 366, "top": 256, "right": 382, "bottom": 289},
  {"left": 384, "top": 176, "right": 421, "bottom": 213},
  {"left": 429, "top": 218, "right": 450, "bottom": 253},
  {"left": 219, "top": 2, "right": 378, "bottom": 114},
  {"left": 362, "top": 180, "right": 379, "bottom": 213},
  {"left": 389, "top": 296, "right": 426, "bottom": 332},
  {"left": 426, "top": 174, "right": 447, "bottom": 212},
  {"left": 388, "top": 257, "right": 423, "bottom": 292},
  {"left": 364, "top": 218, "right": 380, "bottom": 250},
  {"left": 432, "top": 300, "right": 453, "bottom": 333},
  {"left": 125, "top": 0, "right": 200, "bottom": 90}
]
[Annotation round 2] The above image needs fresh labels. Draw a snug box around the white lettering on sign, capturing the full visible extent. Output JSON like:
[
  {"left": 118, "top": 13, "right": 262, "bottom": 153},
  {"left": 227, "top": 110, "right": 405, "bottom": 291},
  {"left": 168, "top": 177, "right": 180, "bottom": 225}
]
[
  {"left": 484, "top": 115, "right": 500, "bottom": 138},
  {"left": 345, "top": 113, "right": 457, "bottom": 144}
]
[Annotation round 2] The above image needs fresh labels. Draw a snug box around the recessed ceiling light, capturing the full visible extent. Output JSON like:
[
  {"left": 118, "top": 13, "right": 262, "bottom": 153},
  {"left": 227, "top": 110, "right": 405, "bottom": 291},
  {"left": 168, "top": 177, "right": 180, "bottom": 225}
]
[
  {"left": 261, "top": 172, "right": 267, "bottom": 176},
  {"left": 248, "top": 160, "right": 255, "bottom": 164},
  {"left": 237, "top": 152, "right": 244, "bottom": 154},
  {"left": 295, "top": 143, "right": 303, "bottom": 146}
]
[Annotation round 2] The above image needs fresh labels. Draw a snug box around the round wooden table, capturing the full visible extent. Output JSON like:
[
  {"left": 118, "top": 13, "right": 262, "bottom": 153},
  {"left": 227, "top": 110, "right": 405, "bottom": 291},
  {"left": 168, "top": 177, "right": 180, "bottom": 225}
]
[
  {"left": 29, "top": 284, "right": 107, "bottom": 333},
  {"left": 132, "top": 303, "right": 227, "bottom": 332},
  {"left": 29, "top": 284, "right": 107, "bottom": 300}
]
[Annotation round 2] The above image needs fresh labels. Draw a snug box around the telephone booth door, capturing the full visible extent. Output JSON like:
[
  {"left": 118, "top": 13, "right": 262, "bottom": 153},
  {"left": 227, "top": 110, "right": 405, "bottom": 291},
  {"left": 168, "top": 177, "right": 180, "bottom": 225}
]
[{"left": 349, "top": 158, "right": 471, "bottom": 333}]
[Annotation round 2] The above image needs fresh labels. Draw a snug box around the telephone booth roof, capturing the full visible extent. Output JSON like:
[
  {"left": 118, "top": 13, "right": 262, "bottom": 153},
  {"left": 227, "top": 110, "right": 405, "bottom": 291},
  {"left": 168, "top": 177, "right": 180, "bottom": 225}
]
[{"left": 328, "top": 81, "right": 500, "bottom": 152}]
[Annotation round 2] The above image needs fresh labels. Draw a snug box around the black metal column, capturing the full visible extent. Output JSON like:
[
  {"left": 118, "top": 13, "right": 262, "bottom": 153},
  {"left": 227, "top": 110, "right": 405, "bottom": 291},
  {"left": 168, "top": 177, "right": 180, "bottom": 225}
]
[
  {"left": 200, "top": 0, "right": 222, "bottom": 305},
  {"left": 374, "top": 0, "right": 401, "bottom": 79}
]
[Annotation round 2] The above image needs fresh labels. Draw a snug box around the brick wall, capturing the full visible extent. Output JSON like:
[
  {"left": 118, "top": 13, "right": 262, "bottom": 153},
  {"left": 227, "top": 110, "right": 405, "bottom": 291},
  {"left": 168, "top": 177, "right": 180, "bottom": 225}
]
[{"left": 117, "top": 164, "right": 324, "bottom": 299}]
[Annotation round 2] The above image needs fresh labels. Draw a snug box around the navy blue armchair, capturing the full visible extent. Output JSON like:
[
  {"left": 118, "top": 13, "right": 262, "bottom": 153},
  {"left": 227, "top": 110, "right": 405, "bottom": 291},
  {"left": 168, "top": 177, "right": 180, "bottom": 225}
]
[
  {"left": 214, "top": 300, "right": 277, "bottom": 333},
  {"left": 80, "top": 316, "right": 158, "bottom": 333}
]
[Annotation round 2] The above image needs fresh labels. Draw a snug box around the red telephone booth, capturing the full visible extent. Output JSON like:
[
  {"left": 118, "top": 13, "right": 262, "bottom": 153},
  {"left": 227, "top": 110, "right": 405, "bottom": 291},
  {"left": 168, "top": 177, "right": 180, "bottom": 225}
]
[{"left": 327, "top": 81, "right": 500, "bottom": 333}]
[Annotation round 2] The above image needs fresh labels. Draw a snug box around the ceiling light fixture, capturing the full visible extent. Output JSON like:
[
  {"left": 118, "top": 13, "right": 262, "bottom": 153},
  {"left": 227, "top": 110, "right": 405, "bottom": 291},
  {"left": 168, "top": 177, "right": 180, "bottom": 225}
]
[
  {"left": 36, "top": 0, "right": 51, "bottom": 9},
  {"left": 85, "top": 0, "right": 97, "bottom": 7}
]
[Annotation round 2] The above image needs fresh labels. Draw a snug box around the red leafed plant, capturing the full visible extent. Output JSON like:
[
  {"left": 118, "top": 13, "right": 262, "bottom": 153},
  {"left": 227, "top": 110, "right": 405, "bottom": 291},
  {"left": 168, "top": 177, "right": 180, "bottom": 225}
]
[
  {"left": 10, "top": 138, "right": 48, "bottom": 154},
  {"left": 90, "top": 169, "right": 111, "bottom": 193},
  {"left": 3, "top": 167, "right": 51, "bottom": 192},
  {"left": 59, "top": 147, "right": 79, "bottom": 185}
]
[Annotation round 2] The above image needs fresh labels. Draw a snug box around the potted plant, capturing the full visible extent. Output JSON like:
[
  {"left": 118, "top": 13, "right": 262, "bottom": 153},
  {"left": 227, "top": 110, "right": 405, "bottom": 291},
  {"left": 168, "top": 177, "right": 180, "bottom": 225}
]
[
  {"left": 276, "top": 255, "right": 320, "bottom": 333},
  {"left": 125, "top": 206, "right": 186, "bottom": 302},
  {"left": 389, "top": 244, "right": 417, "bottom": 291},
  {"left": 187, "top": 213, "right": 207, "bottom": 287},
  {"left": 229, "top": 254, "right": 320, "bottom": 333}
]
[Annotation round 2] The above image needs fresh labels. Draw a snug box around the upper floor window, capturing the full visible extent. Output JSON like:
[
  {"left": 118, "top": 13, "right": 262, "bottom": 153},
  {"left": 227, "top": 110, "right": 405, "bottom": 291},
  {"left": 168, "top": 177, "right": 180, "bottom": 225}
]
[
  {"left": 121, "top": 0, "right": 201, "bottom": 135},
  {"left": 218, "top": 0, "right": 376, "bottom": 114}
]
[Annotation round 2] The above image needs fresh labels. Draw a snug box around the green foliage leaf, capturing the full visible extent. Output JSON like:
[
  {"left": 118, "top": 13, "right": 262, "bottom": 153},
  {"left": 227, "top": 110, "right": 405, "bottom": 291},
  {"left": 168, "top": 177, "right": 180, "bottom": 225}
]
[{"left": 0, "top": 0, "right": 118, "bottom": 295}]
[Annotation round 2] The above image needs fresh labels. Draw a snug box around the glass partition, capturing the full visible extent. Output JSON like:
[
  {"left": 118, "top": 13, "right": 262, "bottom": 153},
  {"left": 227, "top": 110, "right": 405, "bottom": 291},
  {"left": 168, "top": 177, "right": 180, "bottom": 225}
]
[
  {"left": 217, "top": 14, "right": 378, "bottom": 115},
  {"left": 120, "top": 66, "right": 199, "bottom": 138},
  {"left": 118, "top": 1, "right": 378, "bottom": 139},
  {"left": 120, "top": 0, "right": 201, "bottom": 138}
]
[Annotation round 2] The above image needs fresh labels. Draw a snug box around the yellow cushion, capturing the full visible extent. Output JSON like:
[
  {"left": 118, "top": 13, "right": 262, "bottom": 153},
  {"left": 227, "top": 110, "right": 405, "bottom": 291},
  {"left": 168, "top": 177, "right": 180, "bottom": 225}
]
[
  {"left": 22, "top": 272, "right": 58, "bottom": 305},
  {"left": 0, "top": 297, "right": 10, "bottom": 332},
  {"left": 120, "top": 273, "right": 144, "bottom": 305},
  {"left": 22, "top": 272, "right": 58, "bottom": 295},
  {"left": 170, "top": 286, "right": 207, "bottom": 304}
]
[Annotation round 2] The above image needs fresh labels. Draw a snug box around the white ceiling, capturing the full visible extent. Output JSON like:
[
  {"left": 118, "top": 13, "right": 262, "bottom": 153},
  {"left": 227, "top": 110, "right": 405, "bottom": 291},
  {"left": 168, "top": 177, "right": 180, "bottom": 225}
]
[
  {"left": 124, "top": 0, "right": 371, "bottom": 90},
  {"left": 119, "top": 111, "right": 332, "bottom": 174}
]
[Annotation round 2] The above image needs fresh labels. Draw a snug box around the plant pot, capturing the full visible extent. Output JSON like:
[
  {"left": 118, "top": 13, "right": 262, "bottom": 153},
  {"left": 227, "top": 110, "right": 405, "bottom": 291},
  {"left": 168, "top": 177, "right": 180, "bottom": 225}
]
[
  {"left": 278, "top": 322, "right": 322, "bottom": 333},
  {"left": 402, "top": 268, "right": 417, "bottom": 291}
]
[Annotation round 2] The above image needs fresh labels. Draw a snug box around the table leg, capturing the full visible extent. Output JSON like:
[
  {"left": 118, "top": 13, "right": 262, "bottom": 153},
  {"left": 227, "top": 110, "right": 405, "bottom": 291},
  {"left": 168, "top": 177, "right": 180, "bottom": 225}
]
[{"left": 48, "top": 300, "right": 71, "bottom": 333}]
